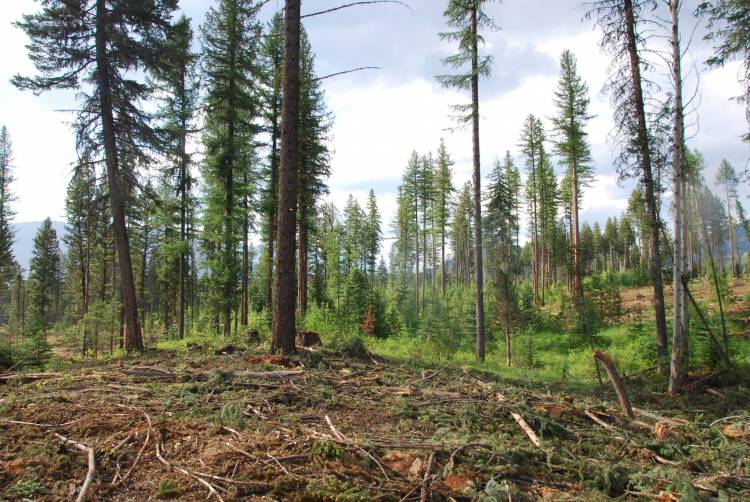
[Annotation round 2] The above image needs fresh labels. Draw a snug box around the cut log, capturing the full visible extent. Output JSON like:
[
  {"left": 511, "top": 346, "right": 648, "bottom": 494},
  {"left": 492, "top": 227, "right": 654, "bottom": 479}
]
[{"left": 511, "top": 412, "right": 542, "bottom": 448}]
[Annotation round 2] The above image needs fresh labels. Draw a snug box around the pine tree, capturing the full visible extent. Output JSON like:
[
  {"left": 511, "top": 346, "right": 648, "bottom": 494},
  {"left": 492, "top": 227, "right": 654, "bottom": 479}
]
[
  {"left": 14, "top": 0, "right": 178, "bottom": 352},
  {"left": 735, "top": 199, "right": 750, "bottom": 275},
  {"left": 272, "top": 0, "right": 302, "bottom": 354},
  {"left": 552, "top": 50, "right": 594, "bottom": 306},
  {"left": 452, "top": 183, "right": 473, "bottom": 287},
  {"left": 437, "top": 0, "right": 498, "bottom": 361},
  {"left": 200, "top": 0, "right": 263, "bottom": 337}
]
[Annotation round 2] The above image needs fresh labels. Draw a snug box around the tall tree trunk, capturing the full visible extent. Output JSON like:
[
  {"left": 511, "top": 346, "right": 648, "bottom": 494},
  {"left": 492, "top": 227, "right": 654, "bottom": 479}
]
[
  {"left": 669, "top": 0, "right": 689, "bottom": 395},
  {"left": 241, "top": 188, "right": 249, "bottom": 327},
  {"left": 624, "top": 0, "right": 667, "bottom": 369},
  {"left": 178, "top": 148, "right": 187, "bottom": 339},
  {"left": 414, "top": 172, "right": 420, "bottom": 314},
  {"left": 271, "top": 0, "right": 301, "bottom": 355},
  {"left": 298, "top": 198, "right": 308, "bottom": 315},
  {"left": 726, "top": 189, "right": 736, "bottom": 278},
  {"left": 471, "top": 4, "right": 486, "bottom": 362},
  {"left": 95, "top": 0, "right": 141, "bottom": 351},
  {"left": 441, "top": 223, "right": 446, "bottom": 297}
]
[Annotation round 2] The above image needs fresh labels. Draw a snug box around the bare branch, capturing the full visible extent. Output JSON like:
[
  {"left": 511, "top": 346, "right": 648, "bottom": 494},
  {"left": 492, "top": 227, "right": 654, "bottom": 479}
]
[{"left": 301, "top": 1, "right": 411, "bottom": 19}]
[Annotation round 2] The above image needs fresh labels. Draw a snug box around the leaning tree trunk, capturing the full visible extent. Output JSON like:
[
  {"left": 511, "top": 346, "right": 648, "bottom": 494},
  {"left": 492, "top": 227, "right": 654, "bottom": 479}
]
[
  {"left": 624, "top": 0, "right": 668, "bottom": 371},
  {"left": 471, "top": 4, "right": 486, "bottom": 362},
  {"left": 95, "top": 0, "right": 142, "bottom": 352},
  {"left": 271, "top": 0, "right": 302, "bottom": 355}
]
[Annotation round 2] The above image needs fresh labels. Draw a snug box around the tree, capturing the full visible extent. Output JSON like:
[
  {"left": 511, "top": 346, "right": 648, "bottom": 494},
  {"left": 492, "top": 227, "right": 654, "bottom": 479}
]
[
  {"left": 0, "top": 127, "right": 16, "bottom": 321},
  {"left": 434, "top": 140, "right": 455, "bottom": 297},
  {"left": 552, "top": 50, "right": 594, "bottom": 306},
  {"left": 200, "top": 0, "right": 263, "bottom": 337},
  {"left": 28, "top": 219, "right": 63, "bottom": 333},
  {"left": 735, "top": 199, "right": 750, "bottom": 275},
  {"left": 272, "top": 0, "right": 302, "bottom": 354},
  {"left": 699, "top": 0, "right": 750, "bottom": 143},
  {"left": 14, "top": 0, "right": 178, "bottom": 352},
  {"left": 260, "top": 13, "right": 284, "bottom": 310},
  {"left": 715, "top": 160, "right": 739, "bottom": 277},
  {"left": 485, "top": 158, "right": 518, "bottom": 365},
  {"left": 519, "top": 115, "right": 545, "bottom": 305},
  {"left": 297, "top": 29, "right": 332, "bottom": 315},
  {"left": 152, "top": 15, "right": 199, "bottom": 339},
  {"left": 365, "top": 190, "right": 383, "bottom": 287},
  {"left": 587, "top": 0, "right": 669, "bottom": 370},
  {"left": 437, "top": 0, "right": 497, "bottom": 362}
]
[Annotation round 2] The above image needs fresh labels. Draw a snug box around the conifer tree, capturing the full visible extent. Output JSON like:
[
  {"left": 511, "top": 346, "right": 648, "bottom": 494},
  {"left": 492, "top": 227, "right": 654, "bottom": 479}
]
[
  {"left": 552, "top": 50, "right": 594, "bottom": 305},
  {"left": 272, "top": 0, "right": 302, "bottom": 354},
  {"left": 14, "top": 0, "right": 178, "bottom": 352},
  {"left": 365, "top": 190, "right": 383, "bottom": 287},
  {"left": 297, "top": 29, "right": 332, "bottom": 315},
  {"left": 715, "top": 160, "right": 739, "bottom": 277},
  {"left": 519, "top": 115, "right": 545, "bottom": 305},
  {"left": 152, "top": 15, "right": 199, "bottom": 338},
  {"left": 260, "top": 14, "right": 284, "bottom": 310},
  {"left": 452, "top": 183, "right": 473, "bottom": 287},
  {"left": 0, "top": 127, "right": 16, "bottom": 320},
  {"left": 586, "top": 0, "right": 669, "bottom": 368},
  {"left": 437, "top": 0, "right": 498, "bottom": 361},
  {"left": 28, "top": 219, "right": 63, "bottom": 334},
  {"left": 699, "top": 0, "right": 750, "bottom": 143},
  {"left": 434, "top": 140, "right": 455, "bottom": 296},
  {"left": 200, "top": 0, "right": 263, "bottom": 336}
]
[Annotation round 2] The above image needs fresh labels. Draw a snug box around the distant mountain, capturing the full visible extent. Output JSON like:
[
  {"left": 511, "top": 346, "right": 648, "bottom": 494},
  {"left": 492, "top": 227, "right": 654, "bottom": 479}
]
[{"left": 12, "top": 221, "right": 67, "bottom": 273}]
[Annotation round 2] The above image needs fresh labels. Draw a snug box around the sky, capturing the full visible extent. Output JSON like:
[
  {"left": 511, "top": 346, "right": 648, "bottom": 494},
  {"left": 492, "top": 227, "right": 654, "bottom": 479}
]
[{"left": 1, "top": 0, "right": 748, "bottom": 242}]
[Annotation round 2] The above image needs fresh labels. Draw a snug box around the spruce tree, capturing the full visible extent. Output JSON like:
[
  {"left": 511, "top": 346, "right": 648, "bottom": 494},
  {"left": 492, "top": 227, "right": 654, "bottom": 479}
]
[
  {"left": 14, "top": 0, "right": 178, "bottom": 352},
  {"left": 28, "top": 219, "right": 63, "bottom": 334},
  {"left": 519, "top": 115, "right": 545, "bottom": 305},
  {"left": 437, "top": 0, "right": 498, "bottom": 361}
]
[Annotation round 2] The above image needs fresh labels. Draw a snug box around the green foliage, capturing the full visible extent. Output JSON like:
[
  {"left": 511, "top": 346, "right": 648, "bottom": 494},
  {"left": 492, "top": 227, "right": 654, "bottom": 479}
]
[
  {"left": 216, "top": 401, "right": 246, "bottom": 430},
  {"left": 5, "top": 479, "right": 47, "bottom": 498}
]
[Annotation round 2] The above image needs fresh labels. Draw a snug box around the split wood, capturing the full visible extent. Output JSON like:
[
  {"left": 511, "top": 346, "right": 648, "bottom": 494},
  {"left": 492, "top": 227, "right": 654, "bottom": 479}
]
[
  {"left": 54, "top": 433, "right": 95, "bottom": 502},
  {"left": 510, "top": 412, "right": 542, "bottom": 448}
]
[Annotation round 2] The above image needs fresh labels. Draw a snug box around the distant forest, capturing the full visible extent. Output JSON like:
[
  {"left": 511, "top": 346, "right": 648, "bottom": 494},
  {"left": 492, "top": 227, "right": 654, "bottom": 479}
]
[{"left": 0, "top": 0, "right": 748, "bottom": 397}]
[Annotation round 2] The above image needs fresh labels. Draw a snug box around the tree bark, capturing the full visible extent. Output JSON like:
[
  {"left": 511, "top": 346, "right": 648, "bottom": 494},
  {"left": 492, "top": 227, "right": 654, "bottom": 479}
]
[
  {"left": 271, "top": 0, "right": 301, "bottom": 355},
  {"left": 669, "top": 0, "right": 690, "bottom": 396},
  {"left": 95, "top": 0, "right": 142, "bottom": 351},
  {"left": 471, "top": 3, "right": 486, "bottom": 362},
  {"left": 624, "top": 0, "right": 668, "bottom": 369},
  {"left": 298, "top": 197, "right": 308, "bottom": 315}
]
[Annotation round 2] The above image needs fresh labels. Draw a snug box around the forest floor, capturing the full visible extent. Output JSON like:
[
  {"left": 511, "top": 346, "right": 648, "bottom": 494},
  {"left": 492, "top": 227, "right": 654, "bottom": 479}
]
[
  {"left": 1, "top": 340, "right": 749, "bottom": 501},
  {"left": 1, "top": 279, "right": 750, "bottom": 501}
]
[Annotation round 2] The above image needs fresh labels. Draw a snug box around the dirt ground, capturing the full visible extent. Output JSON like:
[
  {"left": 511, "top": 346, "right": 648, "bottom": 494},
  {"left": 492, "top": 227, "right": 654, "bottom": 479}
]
[{"left": 1, "top": 342, "right": 749, "bottom": 501}]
